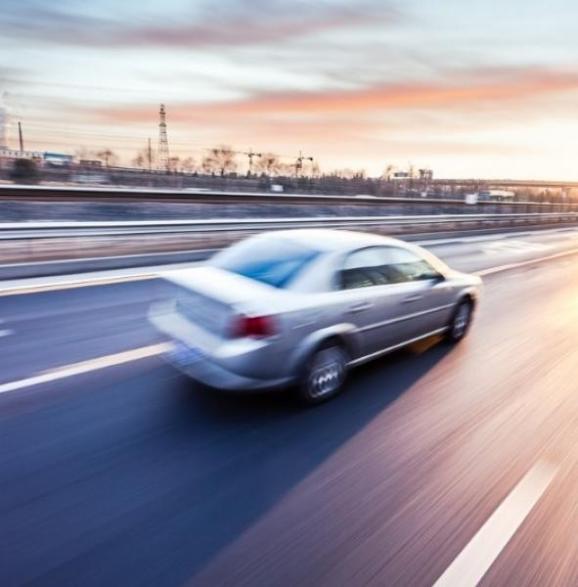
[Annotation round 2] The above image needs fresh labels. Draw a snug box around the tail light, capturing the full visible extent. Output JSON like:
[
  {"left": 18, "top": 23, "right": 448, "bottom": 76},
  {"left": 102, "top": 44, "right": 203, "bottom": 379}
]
[{"left": 232, "top": 315, "right": 277, "bottom": 338}]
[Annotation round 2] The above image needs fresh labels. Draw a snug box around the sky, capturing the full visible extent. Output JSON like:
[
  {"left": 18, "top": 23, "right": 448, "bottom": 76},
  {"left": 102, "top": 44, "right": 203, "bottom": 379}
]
[{"left": 2, "top": 0, "right": 578, "bottom": 179}]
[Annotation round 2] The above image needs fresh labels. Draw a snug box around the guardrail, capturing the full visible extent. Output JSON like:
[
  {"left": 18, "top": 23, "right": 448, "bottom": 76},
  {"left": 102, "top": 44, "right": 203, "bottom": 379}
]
[
  {"left": 2, "top": 184, "right": 578, "bottom": 212},
  {"left": 3, "top": 212, "right": 578, "bottom": 240},
  {"left": 2, "top": 212, "right": 578, "bottom": 279}
]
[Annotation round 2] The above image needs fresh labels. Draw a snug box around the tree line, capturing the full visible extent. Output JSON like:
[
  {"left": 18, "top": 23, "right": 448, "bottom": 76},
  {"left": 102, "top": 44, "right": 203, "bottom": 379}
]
[{"left": 74, "top": 145, "right": 374, "bottom": 179}]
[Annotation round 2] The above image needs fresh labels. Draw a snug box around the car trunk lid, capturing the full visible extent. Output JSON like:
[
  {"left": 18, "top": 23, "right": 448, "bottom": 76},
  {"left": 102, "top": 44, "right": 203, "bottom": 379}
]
[{"left": 162, "top": 266, "right": 282, "bottom": 338}]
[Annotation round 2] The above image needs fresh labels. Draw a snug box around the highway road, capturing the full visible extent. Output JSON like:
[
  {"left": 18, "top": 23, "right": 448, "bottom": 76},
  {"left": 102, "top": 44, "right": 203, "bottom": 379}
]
[{"left": 1, "top": 228, "right": 578, "bottom": 586}]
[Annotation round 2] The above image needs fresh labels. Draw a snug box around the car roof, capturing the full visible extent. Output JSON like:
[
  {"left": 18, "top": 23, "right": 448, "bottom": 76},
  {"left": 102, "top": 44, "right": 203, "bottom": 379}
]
[{"left": 260, "top": 229, "right": 404, "bottom": 253}]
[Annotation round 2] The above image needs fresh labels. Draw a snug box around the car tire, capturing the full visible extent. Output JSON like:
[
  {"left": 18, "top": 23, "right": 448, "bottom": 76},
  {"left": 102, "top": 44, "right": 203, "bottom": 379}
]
[
  {"left": 297, "top": 342, "right": 348, "bottom": 405},
  {"left": 445, "top": 299, "right": 473, "bottom": 343}
]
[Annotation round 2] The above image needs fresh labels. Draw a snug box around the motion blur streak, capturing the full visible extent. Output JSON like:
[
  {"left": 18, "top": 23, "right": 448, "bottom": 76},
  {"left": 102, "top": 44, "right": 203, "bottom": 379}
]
[
  {"left": 475, "top": 246, "right": 578, "bottom": 276},
  {"left": 434, "top": 461, "right": 558, "bottom": 587},
  {"left": 3, "top": 231, "right": 578, "bottom": 297},
  {"left": 0, "top": 343, "right": 171, "bottom": 395},
  {"left": 0, "top": 272, "right": 157, "bottom": 297},
  {"left": 2, "top": 231, "right": 578, "bottom": 585}
]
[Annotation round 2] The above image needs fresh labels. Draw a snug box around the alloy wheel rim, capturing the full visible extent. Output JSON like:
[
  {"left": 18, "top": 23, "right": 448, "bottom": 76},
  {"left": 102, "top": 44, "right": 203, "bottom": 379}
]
[
  {"left": 453, "top": 305, "right": 471, "bottom": 338},
  {"left": 308, "top": 348, "right": 345, "bottom": 398}
]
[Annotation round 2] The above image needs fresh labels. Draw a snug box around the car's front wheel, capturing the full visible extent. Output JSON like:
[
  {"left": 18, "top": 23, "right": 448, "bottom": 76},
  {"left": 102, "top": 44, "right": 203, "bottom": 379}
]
[
  {"left": 446, "top": 300, "right": 473, "bottom": 343},
  {"left": 298, "top": 343, "right": 348, "bottom": 405}
]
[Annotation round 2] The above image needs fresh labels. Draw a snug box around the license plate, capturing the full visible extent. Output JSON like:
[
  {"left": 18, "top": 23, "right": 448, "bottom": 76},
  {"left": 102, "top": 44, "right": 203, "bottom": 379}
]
[{"left": 171, "top": 343, "right": 204, "bottom": 366}]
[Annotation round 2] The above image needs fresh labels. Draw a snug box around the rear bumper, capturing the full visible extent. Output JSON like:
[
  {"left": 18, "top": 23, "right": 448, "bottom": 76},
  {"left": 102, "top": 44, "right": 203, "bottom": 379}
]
[
  {"left": 150, "top": 305, "right": 293, "bottom": 392},
  {"left": 164, "top": 341, "right": 292, "bottom": 392}
]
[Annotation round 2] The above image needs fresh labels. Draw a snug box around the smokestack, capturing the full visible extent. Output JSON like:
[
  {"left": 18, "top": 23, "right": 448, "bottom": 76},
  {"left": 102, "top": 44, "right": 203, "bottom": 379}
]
[{"left": 18, "top": 121, "right": 24, "bottom": 152}]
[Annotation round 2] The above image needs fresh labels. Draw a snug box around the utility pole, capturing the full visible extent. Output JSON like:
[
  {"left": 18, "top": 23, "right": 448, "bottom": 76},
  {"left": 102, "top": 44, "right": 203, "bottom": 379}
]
[
  {"left": 295, "top": 151, "right": 314, "bottom": 177},
  {"left": 18, "top": 121, "right": 24, "bottom": 152},
  {"left": 158, "top": 104, "right": 170, "bottom": 172},
  {"left": 244, "top": 149, "right": 262, "bottom": 177}
]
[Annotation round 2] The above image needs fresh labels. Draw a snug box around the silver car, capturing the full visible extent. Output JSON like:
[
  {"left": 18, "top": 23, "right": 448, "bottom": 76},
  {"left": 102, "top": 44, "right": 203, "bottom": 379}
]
[{"left": 150, "top": 229, "right": 481, "bottom": 403}]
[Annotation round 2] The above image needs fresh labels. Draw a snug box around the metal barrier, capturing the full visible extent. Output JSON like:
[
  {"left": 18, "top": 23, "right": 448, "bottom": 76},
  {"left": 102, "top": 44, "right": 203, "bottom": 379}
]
[
  {"left": 2, "top": 212, "right": 578, "bottom": 240},
  {"left": 2, "top": 184, "right": 578, "bottom": 213},
  {"left": 2, "top": 211, "right": 578, "bottom": 278}
]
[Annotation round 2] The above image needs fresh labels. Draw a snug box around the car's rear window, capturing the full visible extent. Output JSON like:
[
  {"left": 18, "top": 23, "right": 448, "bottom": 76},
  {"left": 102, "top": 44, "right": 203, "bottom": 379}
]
[{"left": 210, "top": 237, "right": 320, "bottom": 288}]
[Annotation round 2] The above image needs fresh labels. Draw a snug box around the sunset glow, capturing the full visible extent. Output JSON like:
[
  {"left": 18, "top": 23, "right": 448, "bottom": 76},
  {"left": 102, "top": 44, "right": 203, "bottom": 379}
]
[{"left": 2, "top": 0, "right": 578, "bottom": 178}]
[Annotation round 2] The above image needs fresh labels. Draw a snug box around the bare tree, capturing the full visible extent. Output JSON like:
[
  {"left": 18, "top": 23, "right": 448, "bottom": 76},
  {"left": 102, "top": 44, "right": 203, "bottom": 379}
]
[
  {"left": 132, "top": 151, "right": 146, "bottom": 169},
  {"left": 133, "top": 145, "right": 157, "bottom": 169},
  {"left": 180, "top": 157, "right": 196, "bottom": 173},
  {"left": 382, "top": 165, "right": 396, "bottom": 181},
  {"left": 330, "top": 168, "right": 356, "bottom": 179},
  {"left": 96, "top": 149, "right": 118, "bottom": 168},
  {"left": 276, "top": 162, "right": 295, "bottom": 177},
  {"left": 168, "top": 156, "right": 181, "bottom": 172},
  {"left": 202, "top": 145, "right": 237, "bottom": 176},
  {"left": 254, "top": 152, "right": 281, "bottom": 177},
  {"left": 75, "top": 148, "right": 101, "bottom": 164}
]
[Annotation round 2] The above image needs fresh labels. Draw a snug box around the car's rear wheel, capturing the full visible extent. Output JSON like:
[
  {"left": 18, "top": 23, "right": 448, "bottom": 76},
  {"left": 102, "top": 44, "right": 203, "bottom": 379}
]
[
  {"left": 298, "top": 343, "right": 348, "bottom": 405},
  {"left": 446, "top": 300, "right": 473, "bottom": 343}
]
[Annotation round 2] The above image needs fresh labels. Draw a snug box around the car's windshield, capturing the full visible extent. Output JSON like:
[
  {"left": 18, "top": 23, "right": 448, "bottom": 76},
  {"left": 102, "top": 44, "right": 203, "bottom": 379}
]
[{"left": 210, "top": 237, "right": 321, "bottom": 288}]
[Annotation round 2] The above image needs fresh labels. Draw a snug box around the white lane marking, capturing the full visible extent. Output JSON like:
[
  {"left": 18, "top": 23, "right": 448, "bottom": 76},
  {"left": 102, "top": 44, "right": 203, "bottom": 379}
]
[
  {"left": 434, "top": 461, "right": 557, "bottom": 587},
  {"left": 0, "top": 273, "right": 158, "bottom": 297},
  {"left": 418, "top": 228, "right": 566, "bottom": 247},
  {"left": 482, "top": 240, "right": 552, "bottom": 256},
  {"left": 0, "top": 342, "right": 172, "bottom": 396},
  {"left": 0, "top": 260, "right": 200, "bottom": 297},
  {"left": 0, "top": 248, "right": 214, "bottom": 268},
  {"left": 475, "top": 247, "right": 578, "bottom": 276},
  {"left": 0, "top": 329, "right": 13, "bottom": 338}
]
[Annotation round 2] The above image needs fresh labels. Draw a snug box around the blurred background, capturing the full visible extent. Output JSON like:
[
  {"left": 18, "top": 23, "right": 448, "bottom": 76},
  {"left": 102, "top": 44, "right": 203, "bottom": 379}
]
[{"left": 2, "top": 1, "right": 578, "bottom": 586}]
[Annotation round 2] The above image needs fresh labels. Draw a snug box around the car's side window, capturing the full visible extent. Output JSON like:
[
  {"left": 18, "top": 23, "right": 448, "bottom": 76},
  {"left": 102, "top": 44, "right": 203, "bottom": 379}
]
[
  {"left": 339, "top": 246, "right": 440, "bottom": 290},
  {"left": 340, "top": 247, "right": 391, "bottom": 290},
  {"left": 384, "top": 247, "right": 441, "bottom": 283}
]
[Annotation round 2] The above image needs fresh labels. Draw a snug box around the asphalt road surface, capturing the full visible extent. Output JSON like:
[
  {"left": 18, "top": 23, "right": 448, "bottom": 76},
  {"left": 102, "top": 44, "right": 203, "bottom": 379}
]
[{"left": 2, "top": 228, "right": 578, "bottom": 586}]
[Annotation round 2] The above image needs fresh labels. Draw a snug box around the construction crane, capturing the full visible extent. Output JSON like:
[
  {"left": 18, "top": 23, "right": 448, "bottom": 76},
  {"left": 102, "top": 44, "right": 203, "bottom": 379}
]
[
  {"left": 244, "top": 149, "right": 262, "bottom": 177},
  {"left": 295, "top": 151, "right": 314, "bottom": 177}
]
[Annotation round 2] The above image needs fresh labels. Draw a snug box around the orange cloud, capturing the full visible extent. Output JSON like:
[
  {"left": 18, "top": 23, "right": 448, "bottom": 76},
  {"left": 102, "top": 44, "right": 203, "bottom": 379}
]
[{"left": 94, "top": 69, "right": 578, "bottom": 126}]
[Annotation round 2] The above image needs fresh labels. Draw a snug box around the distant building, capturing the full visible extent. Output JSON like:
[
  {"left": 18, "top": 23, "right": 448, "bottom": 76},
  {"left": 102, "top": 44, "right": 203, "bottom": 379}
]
[
  {"left": 78, "top": 159, "right": 103, "bottom": 168},
  {"left": 0, "top": 148, "right": 44, "bottom": 169},
  {"left": 43, "top": 152, "right": 74, "bottom": 167},
  {"left": 479, "top": 189, "right": 516, "bottom": 202},
  {"left": 0, "top": 148, "right": 74, "bottom": 169},
  {"left": 387, "top": 167, "right": 434, "bottom": 181}
]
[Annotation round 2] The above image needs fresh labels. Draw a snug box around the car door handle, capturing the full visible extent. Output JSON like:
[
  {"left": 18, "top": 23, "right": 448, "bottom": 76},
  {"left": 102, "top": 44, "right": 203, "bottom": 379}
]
[
  {"left": 402, "top": 295, "right": 423, "bottom": 303},
  {"left": 348, "top": 302, "right": 373, "bottom": 313}
]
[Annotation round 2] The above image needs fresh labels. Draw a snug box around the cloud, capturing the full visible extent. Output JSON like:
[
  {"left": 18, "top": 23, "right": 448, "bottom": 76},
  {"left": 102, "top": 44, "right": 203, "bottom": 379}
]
[
  {"left": 126, "top": 1, "right": 398, "bottom": 48},
  {"left": 1, "top": 0, "right": 398, "bottom": 48},
  {"left": 93, "top": 68, "right": 578, "bottom": 124}
]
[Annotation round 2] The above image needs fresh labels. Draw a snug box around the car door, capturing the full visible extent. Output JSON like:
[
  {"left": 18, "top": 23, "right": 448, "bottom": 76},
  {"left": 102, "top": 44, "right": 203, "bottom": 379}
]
[
  {"left": 378, "top": 246, "right": 455, "bottom": 341},
  {"left": 337, "top": 247, "right": 422, "bottom": 357}
]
